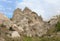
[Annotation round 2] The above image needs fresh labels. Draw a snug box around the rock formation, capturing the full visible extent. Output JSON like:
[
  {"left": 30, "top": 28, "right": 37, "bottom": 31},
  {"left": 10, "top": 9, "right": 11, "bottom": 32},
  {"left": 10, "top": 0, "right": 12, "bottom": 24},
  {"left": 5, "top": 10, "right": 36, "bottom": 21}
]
[
  {"left": 0, "top": 7, "right": 60, "bottom": 41},
  {"left": 11, "top": 7, "right": 49, "bottom": 37},
  {"left": 0, "top": 13, "right": 21, "bottom": 38}
]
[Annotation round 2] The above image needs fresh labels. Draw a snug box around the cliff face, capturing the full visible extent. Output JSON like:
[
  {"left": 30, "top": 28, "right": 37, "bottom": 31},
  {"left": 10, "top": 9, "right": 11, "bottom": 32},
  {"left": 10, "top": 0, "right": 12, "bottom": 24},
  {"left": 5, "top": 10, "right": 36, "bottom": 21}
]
[
  {"left": 11, "top": 7, "right": 49, "bottom": 37},
  {"left": 0, "top": 7, "right": 60, "bottom": 41},
  {"left": 0, "top": 7, "right": 48, "bottom": 39},
  {"left": 0, "top": 13, "right": 13, "bottom": 29}
]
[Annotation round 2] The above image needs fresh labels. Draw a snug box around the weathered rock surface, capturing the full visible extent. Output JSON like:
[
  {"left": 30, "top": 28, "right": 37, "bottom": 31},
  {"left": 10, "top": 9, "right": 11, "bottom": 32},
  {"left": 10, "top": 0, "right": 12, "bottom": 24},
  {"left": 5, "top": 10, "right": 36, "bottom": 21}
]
[
  {"left": 0, "top": 37, "right": 5, "bottom": 41},
  {"left": 0, "top": 7, "right": 60, "bottom": 41},
  {"left": 11, "top": 7, "right": 49, "bottom": 37},
  {"left": 10, "top": 31, "right": 20, "bottom": 38},
  {"left": 0, "top": 13, "right": 13, "bottom": 29}
]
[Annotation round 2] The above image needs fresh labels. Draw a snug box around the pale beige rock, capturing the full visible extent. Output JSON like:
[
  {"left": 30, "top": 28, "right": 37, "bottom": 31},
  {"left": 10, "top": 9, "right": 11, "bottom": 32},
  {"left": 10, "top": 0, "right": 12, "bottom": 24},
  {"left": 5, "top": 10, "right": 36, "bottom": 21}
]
[
  {"left": 0, "top": 37, "right": 5, "bottom": 41},
  {"left": 0, "top": 13, "right": 13, "bottom": 29},
  {"left": 0, "top": 7, "right": 60, "bottom": 38},
  {"left": 23, "top": 7, "right": 32, "bottom": 14},
  {"left": 11, "top": 31, "right": 20, "bottom": 38},
  {"left": 11, "top": 7, "right": 48, "bottom": 37}
]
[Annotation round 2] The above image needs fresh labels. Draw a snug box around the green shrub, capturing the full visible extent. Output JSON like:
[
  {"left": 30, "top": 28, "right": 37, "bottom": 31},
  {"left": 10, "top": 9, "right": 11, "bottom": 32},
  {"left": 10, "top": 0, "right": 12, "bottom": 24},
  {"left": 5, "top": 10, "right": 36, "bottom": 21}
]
[
  {"left": 22, "top": 36, "right": 32, "bottom": 41},
  {"left": 55, "top": 22, "right": 60, "bottom": 32},
  {"left": 22, "top": 36, "right": 41, "bottom": 41}
]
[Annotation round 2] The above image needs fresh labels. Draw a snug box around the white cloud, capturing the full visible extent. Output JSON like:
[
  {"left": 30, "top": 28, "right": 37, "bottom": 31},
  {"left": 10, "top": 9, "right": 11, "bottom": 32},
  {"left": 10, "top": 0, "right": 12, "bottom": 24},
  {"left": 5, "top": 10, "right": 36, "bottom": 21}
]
[
  {"left": 45, "top": 0, "right": 60, "bottom": 4},
  {"left": 16, "top": 0, "right": 60, "bottom": 20},
  {"left": 16, "top": 0, "right": 44, "bottom": 15}
]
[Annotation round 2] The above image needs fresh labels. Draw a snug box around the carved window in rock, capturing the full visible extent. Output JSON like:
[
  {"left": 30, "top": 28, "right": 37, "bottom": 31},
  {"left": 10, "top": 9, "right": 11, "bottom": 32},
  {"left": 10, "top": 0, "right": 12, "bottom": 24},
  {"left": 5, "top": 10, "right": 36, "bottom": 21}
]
[
  {"left": 35, "top": 34, "right": 38, "bottom": 37},
  {"left": 26, "top": 17, "right": 33, "bottom": 24},
  {"left": 34, "top": 17, "right": 37, "bottom": 20},
  {"left": 28, "top": 20, "right": 33, "bottom": 24},
  {"left": 17, "top": 25, "right": 19, "bottom": 26},
  {"left": 9, "top": 27, "right": 15, "bottom": 31},
  {"left": 32, "top": 27, "right": 36, "bottom": 31}
]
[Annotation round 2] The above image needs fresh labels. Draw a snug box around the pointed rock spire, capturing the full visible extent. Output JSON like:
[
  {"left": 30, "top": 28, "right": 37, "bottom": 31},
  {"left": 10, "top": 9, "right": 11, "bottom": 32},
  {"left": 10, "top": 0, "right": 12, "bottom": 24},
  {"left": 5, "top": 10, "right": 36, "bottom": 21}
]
[
  {"left": 23, "top": 7, "right": 32, "bottom": 14},
  {"left": 12, "top": 8, "right": 23, "bottom": 21},
  {"left": 14, "top": 8, "right": 22, "bottom": 12}
]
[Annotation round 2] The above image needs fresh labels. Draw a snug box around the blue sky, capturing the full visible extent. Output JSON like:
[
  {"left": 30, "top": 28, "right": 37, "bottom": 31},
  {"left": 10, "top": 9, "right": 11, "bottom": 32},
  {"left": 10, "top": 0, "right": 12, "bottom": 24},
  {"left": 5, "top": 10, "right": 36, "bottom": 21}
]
[
  {"left": 0, "top": 0, "right": 16, "bottom": 18},
  {"left": 0, "top": 0, "right": 60, "bottom": 20}
]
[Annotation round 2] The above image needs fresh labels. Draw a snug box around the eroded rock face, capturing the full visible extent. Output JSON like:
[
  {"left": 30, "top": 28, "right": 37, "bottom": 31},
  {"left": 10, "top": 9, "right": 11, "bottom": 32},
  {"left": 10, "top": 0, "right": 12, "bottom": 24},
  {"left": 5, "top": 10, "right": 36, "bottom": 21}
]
[
  {"left": 0, "top": 13, "right": 13, "bottom": 29},
  {"left": 49, "top": 17, "right": 58, "bottom": 25},
  {"left": 0, "top": 7, "right": 60, "bottom": 39},
  {"left": 23, "top": 7, "right": 32, "bottom": 14},
  {"left": 11, "top": 7, "right": 48, "bottom": 37},
  {"left": 0, "top": 37, "right": 5, "bottom": 41},
  {"left": 0, "top": 7, "right": 51, "bottom": 39},
  {"left": 11, "top": 31, "right": 20, "bottom": 38}
]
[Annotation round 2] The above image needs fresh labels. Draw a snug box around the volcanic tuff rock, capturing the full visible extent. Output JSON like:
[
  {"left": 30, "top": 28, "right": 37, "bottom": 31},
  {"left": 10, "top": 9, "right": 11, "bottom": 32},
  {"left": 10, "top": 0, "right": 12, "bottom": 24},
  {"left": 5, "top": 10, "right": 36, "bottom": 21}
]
[
  {"left": 0, "top": 7, "right": 60, "bottom": 41},
  {"left": 11, "top": 7, "right": 49, "bottom": 37},
  {"left": 0, "top": 13, "right": 21, "bottom": 38},
  {"left": 0, "top": 7, "right": 60, "bottom": 40},
  {"left": 0, "top": 13, "right": 13, "bottom": 29}
]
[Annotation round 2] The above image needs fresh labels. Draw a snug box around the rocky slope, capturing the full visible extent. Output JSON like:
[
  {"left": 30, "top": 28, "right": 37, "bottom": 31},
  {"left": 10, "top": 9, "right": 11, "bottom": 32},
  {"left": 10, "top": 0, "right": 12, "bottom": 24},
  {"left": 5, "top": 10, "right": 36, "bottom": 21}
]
[
  {"left": 0, "top": 7, "right": 60, "bottom": 41},
  {"left": 11, "top": 7, "right": 49, "bottom": 37}
]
